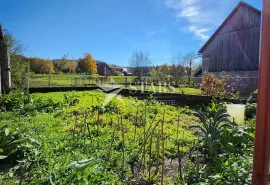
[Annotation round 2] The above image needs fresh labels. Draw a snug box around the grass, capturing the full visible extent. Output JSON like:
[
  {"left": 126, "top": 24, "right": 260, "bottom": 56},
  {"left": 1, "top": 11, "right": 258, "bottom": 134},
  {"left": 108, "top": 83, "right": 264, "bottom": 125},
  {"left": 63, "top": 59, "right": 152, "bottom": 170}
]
[
  {"left": 126, "top": 85, "right": 201, "bottom": 95},
  {"left": 0, "top": 90, "right": 197, "bottom": 184},
  {"left": 29, "top": 74, "right": 201, "bottom": 95},
  {"left": 29, "top": 74, "right": 136, "bottom": 87}
]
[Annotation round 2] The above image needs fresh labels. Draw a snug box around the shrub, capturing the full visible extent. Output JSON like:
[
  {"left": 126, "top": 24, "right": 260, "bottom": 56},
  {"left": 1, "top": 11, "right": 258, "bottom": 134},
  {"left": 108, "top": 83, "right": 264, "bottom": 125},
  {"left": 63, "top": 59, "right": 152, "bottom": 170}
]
[
  {"left": 245, "top": 103, "right": 257, "bottom": 120},
  {"left": 200, "top": 72, "right": 238, "bottom": 98}
]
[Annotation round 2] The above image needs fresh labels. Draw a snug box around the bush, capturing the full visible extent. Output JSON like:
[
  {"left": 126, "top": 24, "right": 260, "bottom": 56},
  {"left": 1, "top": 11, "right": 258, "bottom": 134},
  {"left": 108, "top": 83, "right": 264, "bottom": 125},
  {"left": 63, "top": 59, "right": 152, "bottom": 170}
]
[
  {"left": 245, "top": 103, "right": 257, "bottom": 120},
  {"left": 247, "top": 89, "right": 257, "bottom": 103}
]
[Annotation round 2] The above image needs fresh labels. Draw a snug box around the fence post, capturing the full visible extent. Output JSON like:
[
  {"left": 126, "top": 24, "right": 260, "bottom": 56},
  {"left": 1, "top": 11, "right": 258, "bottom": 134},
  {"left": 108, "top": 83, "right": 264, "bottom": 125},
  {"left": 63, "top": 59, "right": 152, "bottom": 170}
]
[
  {"left": 48, "top": 73, "right": 51, "bottom": 87},
  {"left": 0, "top": 41, "right": 11, "bottom": 94}
]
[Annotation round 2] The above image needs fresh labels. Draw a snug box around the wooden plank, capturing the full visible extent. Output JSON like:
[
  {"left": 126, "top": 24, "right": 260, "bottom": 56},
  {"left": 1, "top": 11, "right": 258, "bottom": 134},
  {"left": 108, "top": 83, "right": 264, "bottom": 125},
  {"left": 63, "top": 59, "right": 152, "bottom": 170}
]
[{"left": 252, "top": 0, "right": 270, "bottom": 184}]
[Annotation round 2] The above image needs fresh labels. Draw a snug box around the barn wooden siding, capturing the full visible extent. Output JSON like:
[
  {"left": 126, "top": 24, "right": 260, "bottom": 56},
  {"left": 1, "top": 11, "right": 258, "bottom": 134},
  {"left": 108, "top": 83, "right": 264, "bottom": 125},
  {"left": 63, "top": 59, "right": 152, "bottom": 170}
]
[{"left": 201, "top": 4, "right": 261, "bottom": 72}]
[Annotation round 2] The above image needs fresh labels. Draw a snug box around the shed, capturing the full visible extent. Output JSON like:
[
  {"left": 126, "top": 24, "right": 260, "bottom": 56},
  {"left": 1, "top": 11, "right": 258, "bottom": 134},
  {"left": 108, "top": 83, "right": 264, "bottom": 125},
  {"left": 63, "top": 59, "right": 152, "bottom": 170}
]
[{"left": 198, "top": 1, "right": 261, "bottom": 77}]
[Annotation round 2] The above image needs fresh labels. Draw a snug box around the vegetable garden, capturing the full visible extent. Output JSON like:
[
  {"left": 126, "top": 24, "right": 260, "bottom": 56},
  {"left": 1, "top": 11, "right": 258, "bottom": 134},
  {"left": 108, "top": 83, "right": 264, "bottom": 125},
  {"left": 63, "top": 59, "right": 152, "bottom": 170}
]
[{"left": 0, "top": 90, "right": 256, "bottom": 184}]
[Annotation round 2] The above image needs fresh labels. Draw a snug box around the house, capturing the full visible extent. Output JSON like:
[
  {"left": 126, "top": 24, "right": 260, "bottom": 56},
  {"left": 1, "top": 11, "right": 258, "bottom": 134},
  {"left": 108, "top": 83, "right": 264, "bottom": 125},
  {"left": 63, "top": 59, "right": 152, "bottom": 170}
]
[
  {"left": 114, "top": 67, "right": 134, "bottom": 76},
  {"left": 96, "top": 60, "right": 113, "bottom": 76},
  {"left": 197, "top": 1, "right": 261, "bottom": 77}
]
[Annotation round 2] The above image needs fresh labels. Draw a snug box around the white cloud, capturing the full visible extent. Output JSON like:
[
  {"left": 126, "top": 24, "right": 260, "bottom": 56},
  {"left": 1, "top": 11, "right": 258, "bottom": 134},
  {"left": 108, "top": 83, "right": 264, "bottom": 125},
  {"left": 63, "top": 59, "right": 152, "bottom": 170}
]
[
  {"left": 188, "top": 26, "right": 209, "bottom": 40},
  {"left": 164, "top": 0, "right": 237, "bottom": 41}
]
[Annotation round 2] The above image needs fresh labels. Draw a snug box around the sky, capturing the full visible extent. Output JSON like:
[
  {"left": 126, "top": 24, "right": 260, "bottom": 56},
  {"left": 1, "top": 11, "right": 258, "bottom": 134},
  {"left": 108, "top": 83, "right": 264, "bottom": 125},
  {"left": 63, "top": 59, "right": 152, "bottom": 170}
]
[{"left": 1, "top": 0, "right": 262, "bottom": 66}]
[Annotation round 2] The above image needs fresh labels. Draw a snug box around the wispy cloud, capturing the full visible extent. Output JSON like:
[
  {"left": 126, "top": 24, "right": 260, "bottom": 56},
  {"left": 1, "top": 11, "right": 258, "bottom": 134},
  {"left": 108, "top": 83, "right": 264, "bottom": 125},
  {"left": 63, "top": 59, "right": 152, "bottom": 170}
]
[{"left": 164, "top": 0, "right": 237, "bottom": 41}]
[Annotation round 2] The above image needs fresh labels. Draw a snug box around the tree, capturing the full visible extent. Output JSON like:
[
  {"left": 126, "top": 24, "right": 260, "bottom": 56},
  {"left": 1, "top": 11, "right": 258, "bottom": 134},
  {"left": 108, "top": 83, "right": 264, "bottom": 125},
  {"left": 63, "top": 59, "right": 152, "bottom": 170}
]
[
  {"left": 182, "top": 52, "right": 198, "bottom": 84},
  {"left": 61, "top": 60, "right": 77, "bottom": 73},
  {"left": 150, "top": 67, "right": 158, "bottom": 76},
  {"left": 59, "top": 54, "right": 69, "bottom": 72},
  {"left": 3, "top": 29, "right": 28, "bottom": 89},
  {"left": 171, "top": 54, "right": 186, "bottom": 77},
  {"left": 29, "top": 57, "right": 54, "bottom": 74},
  {"left": 3, "top": 29, "right": 26, "bottom": 55},
  {"left": 41, "top": 59, "right": 54, "bottom": 74},
  {"left": 78, "top": 53, "right": 97, "bottom": 75},
  {"left": 129, "top": 51, "right": 151, "bottom": 78},
  {"left": 158, "top": 64, "right": 170, "bottom": 76},
  {"left": 69, "top": 60, "right": 77, "bottom": 73}
]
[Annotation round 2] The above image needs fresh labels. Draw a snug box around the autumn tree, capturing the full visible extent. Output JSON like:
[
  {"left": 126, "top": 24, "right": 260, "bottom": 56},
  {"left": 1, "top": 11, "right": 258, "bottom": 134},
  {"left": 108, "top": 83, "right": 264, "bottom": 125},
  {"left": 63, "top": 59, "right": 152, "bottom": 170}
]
[
  {"left": 150, "top": 67, "right": 158, "bottom": 76},
  {"left": 129, "top": 51, "right": 151, "bottom": 78},
  {"left": 78, "top": 53, "right": 97, "bottom": 75},
  {"left": 29, "top": 57, "right": 54, "bottom": 74},
  {"left": 41, "top": 59, "right": 54, "bottom": 74},
  {"left": 69, "top": 60, "right": 77, "bottom": 73},
  {"left": 158, "top": 64, "right": 171, "bottom": 76}
]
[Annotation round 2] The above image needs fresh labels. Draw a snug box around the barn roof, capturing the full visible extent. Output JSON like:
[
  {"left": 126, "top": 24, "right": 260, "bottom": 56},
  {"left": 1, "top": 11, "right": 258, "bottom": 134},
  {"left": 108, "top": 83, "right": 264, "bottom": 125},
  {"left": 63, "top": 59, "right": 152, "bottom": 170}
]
[
  {"left": 0, "top": 24, "right": 3, "bottom": 40},
  {"left": 198, "top": 1, "right": 261, "bottom": 54}
]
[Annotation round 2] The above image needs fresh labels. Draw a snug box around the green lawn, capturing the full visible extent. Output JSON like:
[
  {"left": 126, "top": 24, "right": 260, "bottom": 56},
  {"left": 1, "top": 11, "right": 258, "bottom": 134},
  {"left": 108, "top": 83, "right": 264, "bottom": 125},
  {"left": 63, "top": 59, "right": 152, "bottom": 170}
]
[
  {"left": 124, "top": 85, "right": 201, "bottom": 95},
  {"left": 29, "top": 74, "right": 136, "bottom": 87},
  {"left": 30, "top": 74, "right": 201, "bottom": 95}
]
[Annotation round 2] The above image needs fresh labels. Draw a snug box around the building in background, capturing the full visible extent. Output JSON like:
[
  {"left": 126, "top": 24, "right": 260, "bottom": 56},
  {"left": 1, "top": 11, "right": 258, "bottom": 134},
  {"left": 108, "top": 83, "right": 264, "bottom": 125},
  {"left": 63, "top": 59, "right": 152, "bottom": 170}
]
[
  {"left": 96, "top": 60, "right": 113, "bottom": 76},
  {"left": 197, "top": 1, "right": 261, "bottom": 77}
]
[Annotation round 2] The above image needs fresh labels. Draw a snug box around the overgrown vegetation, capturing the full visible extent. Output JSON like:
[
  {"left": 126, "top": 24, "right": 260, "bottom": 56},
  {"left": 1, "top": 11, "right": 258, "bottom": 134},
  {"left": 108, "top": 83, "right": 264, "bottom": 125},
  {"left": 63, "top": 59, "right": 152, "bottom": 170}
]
[{"left": 0, "top": 90, "right": 256, "bottom": 184}]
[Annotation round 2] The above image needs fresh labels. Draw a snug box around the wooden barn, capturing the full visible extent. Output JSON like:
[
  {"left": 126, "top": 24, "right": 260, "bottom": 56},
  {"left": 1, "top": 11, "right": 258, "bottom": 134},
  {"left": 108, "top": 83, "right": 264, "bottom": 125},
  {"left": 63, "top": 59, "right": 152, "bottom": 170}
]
[
  {"left": 197, "top": 1, "right": 261, "bottom": 77},
  {"left": 96, "top": 60, "right": 113, "bottom": 76}
]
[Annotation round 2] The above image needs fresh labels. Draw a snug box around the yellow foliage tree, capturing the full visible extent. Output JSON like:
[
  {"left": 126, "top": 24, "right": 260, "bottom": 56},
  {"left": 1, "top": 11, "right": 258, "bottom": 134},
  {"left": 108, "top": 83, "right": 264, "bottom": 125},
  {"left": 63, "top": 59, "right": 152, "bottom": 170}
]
[
  {"left": 83, "top": 53, "right": 97, "bottom": 75},
  {"left": 158, "top": 64, "right": 170, "bottom": 76}
]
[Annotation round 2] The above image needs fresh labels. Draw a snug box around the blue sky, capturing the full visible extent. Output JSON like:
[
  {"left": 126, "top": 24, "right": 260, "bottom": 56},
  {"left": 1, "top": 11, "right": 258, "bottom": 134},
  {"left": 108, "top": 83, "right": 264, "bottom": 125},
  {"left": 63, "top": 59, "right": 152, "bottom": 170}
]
[{"left": 1, "top": 0, "right": 262, "bottom": 66}]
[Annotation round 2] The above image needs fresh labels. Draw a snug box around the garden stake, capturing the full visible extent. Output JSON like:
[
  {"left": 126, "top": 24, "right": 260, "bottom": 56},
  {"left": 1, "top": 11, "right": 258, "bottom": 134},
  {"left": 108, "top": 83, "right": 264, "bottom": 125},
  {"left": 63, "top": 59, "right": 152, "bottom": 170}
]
[
  {"left": 134, "top": 106, "right": 138, "bottom": 142},
  {"left": 96, "top": 110, "right": 100, "bottom": 150},
  {"left": 106, "top": 118, "right": 116, "bottom": 165},
  {"left": 176, "top": 113, "right": 183, "bottom": 180},
  {"left": 83, "top": 110, "right": 88, "bottom": 146},
  {"left": 161, "top": 109, "right": 165, "bottom": 185},
  {"left": 196, "top": 134, "right": 200, "bottom": 181},
  {"left": 148, "top": 114, "right": 154, "bottom": 183},
  {"left": 86, "top": 110, "right": 92, "bottom": 143},
  {"left": 121, "top": 116, "right": 125, "bottom": 182},
  {"left": 156, "top": 129, "right": 160, "bottom": 175},
  {"left": 143, "top": 103, "right": 147, "bottom": 174}
]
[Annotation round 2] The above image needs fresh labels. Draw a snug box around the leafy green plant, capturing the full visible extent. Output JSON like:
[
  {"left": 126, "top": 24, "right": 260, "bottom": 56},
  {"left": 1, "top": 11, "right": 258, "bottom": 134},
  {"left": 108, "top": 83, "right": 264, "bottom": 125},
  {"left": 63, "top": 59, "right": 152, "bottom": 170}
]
[
  {"left": 190, "top": 109, "right": 235, "bottom": 162},
  {"left": 0, "top": 125, "right": 39, "bottom": 164},
  {"left": 247, "top": 89, "right": 257, "bottom": 103},
  {"left": 245, "top": 103, "right": 257, "bottom": 120}
]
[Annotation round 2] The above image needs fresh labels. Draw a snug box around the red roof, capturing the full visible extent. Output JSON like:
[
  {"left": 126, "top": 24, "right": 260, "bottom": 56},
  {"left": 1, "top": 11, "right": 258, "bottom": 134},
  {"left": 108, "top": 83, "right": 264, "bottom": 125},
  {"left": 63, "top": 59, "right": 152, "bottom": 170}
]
[{"left": 198, "top": 1, "right": 261, "bottom": 54}]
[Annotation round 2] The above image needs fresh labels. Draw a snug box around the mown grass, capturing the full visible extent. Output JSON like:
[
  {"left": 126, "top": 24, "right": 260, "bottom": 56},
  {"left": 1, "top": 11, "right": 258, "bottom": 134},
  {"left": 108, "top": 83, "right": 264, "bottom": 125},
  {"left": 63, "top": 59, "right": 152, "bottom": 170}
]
[
  {"left": 29, "top": 74, "right": 136, "bottom": 87},
  {"left": 29, "top": 74, "right": 201, "bottom": 95},
  {"left": 125, "top": 85, "right": 201, "bottom": 95}
]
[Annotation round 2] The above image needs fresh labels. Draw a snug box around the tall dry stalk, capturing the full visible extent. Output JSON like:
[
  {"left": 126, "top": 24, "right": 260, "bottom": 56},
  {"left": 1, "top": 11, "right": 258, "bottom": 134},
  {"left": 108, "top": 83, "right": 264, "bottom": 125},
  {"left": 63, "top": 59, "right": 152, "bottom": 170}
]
[
  {"left": 161, "top": 109, "right": 165, "bottom": 185},
  {"left": 134, "top": 106, "right": 138, "bottom": 142},
  {"left": 96, "top": 110, "right": 100, "bottom": 150},
  {"left": 121, "top": 116, "right": 125, "bottom": 181},
  {"left": 148, "top": 115, "right": 154, "bottom": 183},
  {"left": 142, "top": 104, "right": 147, "bottom": 174},
  {"left": 83, "top": 110, "right": 87, "bottom": 145},
  {"left": 85, "top": 109, "right": 92, "bottom": 142},
  {"left": 106, "top": 118, "right": 115, "bottom": 165},
  {"left": 196, "top": 134, "right": 200, "bottom": 181},
  {"left": 73, "top": 114, "right": 78, "bottom": 141},
  {"left": 176, "top": 113, "right": 183, "bottom": 180},
  {"left": 155, "top": 129, "right": 160, "bottom": 175}
]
